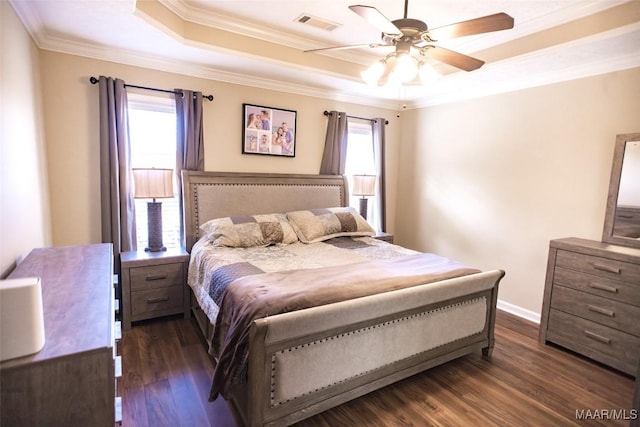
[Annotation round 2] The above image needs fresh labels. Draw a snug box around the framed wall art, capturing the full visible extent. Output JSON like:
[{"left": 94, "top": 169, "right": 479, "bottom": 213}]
[{"left": 242, "top": 103, "right": 296, "bottom": 157}]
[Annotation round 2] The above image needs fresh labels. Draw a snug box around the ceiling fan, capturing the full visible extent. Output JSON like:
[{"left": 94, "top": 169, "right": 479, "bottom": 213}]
[{"left": 305, "top": 0, "right": 514, "bottom": 84}]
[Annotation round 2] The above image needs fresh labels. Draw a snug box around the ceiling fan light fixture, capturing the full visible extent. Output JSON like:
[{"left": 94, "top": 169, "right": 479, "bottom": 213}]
[
  {"left": 308, "top": 3, "right": 514, "bottom": 82},
  {"left": 361, "top": 59, "right": 386, "bottom": 85},
  {"left": 418, "top": 61, "right": 441, "bottom": 82},
  {"left": 392, "top": 53, "right": 418, "bottom": 83}
]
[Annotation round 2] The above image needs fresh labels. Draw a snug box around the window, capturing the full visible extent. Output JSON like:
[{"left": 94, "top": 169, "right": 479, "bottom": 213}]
[
  {"left": 345, "top": 118, "right": 379, "bottom": 229},
  {"left": 127, "top": 93, "right": 180, "bottom": 250}
]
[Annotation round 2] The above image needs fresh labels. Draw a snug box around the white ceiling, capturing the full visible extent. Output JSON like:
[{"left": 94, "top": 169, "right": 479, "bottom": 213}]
[{"left": 10, "top": 0, "right": 640, "bottom": 109}]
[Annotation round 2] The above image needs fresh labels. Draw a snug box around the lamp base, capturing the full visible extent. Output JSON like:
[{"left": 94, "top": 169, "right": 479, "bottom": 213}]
[
  {"left": 145, "top": 201, "right": 167, "bottom": 252},
  {"left": 359, "top": 197, "right": 368, "bottom": 220}
]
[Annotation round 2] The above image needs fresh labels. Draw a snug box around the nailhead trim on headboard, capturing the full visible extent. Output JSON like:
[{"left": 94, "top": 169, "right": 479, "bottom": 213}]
[{"left": 182, "top": 172, "right": 349, "bottom": 251}]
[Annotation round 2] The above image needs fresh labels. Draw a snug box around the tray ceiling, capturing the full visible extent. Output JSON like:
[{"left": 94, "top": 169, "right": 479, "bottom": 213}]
[{"left": 10, "top": 0, "right": 640, "bottom": 108}]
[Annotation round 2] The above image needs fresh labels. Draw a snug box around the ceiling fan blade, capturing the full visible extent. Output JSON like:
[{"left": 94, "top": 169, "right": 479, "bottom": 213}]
[
  {"left": 349, "top": 5, "right": 402, "bottom": 35},
  {"left": 428, "top": 12, "right": 514, "bottom": 40},
  {"left": 304, "top": 43, "right": 388, "bottom": 53},
  {"left": 421, "top": 46, "right": 485, "bottom": 71}
]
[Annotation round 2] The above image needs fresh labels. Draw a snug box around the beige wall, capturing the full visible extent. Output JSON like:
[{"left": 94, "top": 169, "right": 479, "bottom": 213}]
[
  {"left": 395, "top": 68, "right": 640, "bottom": 316},
  {"left": 0, "top": 2, "right": 51, "bottom": 277},
  {"left": 38, "top": 51, "right": 401, "bottom": 247}
]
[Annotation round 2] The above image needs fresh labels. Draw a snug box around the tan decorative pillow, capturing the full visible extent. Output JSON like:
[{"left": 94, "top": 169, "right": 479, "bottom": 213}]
[
  {"left": 200, "top": 213, "right": 298, "bottom": 247},
  {"left": 286, "top": 207, "right": 375, "bottom": 243}
]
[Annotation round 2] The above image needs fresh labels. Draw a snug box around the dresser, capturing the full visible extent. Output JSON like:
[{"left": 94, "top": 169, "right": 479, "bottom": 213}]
[
  {"left": 120, "top": 247, "right": 190, "bottom": 330},
  {"left": 1, "top": 244, "right": 120, "bottom": 426},
  {"left": 539, "top": 237, "right": 640, "bottom": 376}
]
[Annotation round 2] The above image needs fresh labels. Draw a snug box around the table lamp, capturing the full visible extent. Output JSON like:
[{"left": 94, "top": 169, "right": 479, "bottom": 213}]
[
  {"left": 133, "top": 168, "right": 174, "bottom": 252},
  {"left": 352, "top": 174, "right": 376, "bottom": 220}
]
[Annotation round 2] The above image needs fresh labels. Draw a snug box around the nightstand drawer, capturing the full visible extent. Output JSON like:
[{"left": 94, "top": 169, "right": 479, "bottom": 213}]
[
  {"left": 556, "top": 249, "right": 640, "bottom": 284},
  {"left": 130, "top": 263, "right": 183, "bottom": 291},
  {"left": 547, "top": 309, "right": 640, "bottom": 375},
  {"left": 131, "top": 285, "right": 183, "bottom": 318},
  {"left": 553, "top": 267, "right": 640, "bottom": 306},
  {"left": 373, "top": 232, "right": 394, "bottom": 243},
  {"left": 550, "top": 285, "right": 640, "bottom": 336}
]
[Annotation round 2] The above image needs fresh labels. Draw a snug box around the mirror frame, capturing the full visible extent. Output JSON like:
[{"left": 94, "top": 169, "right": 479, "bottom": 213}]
[{"left": 602, "top": 132, "right": 640, "bottom": 249}]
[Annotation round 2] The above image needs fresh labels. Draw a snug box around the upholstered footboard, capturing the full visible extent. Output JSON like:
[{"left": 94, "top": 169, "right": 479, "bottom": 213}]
[{"left": 230, "top": 269, "right": 504, "bottom": 427}]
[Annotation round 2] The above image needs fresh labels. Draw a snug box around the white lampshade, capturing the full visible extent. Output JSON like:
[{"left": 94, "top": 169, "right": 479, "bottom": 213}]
[
  {"left": 393, "top": 54, "right": 418, "bottom": 83},
  {"left": 133, "top": 168, "right": 174, "bottom": 199},
  {"left": 352, "top": 174, "right": 376, "bottom": 197},
  {"left": 419, "top": 62, "right": 442, "bottom": 82},
  {"left": 361, "top": 60, "right": 386, "bottom": 85}
]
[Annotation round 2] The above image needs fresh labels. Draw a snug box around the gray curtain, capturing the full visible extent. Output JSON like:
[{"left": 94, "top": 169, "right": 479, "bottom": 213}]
[
  {"left": 319, "top": 111, "right": 348, "bottom": 175},
  {"left": 175, "top": 89, "right": 205, "bottom": 247},
  {"left": 372, "top": 118, "right": 387, "bottom": 232},
  {"left": 98, "top": 76, "right": 136, "bottom": 259}
]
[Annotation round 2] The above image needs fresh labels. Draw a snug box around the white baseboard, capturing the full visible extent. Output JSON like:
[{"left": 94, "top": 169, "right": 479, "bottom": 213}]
[{"left": 497, "top": 299, "right": 541, "bottom": 324}]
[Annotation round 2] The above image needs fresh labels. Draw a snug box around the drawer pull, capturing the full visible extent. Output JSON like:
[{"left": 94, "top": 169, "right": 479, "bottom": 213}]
[
  {"left": 584, "top": 330, "right": 611, "bottom": 345},
  {"left": 592, "top": 263, "right": 621, "bottom": 274},
  {"left": 589, "top": 283, "right": 618, "bottom": 294},
  {"left": 146, "top": 274, "right": 168, "bottom": 281},
  {"left": 147, "top": 297, "right": 169, "bottom": 304},
  {"left": 587, "top": 305, "right": 615, "bottom": 317}
]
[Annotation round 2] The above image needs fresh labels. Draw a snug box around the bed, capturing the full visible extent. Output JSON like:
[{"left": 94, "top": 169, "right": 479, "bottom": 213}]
[{"left": 182, "top": 171, "right": 505, "bottom": 427}]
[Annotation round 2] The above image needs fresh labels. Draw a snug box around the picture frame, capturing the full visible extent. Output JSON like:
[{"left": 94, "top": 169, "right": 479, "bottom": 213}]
[{"left": 242, "top": 103, "right": 296, "bottom": 157}]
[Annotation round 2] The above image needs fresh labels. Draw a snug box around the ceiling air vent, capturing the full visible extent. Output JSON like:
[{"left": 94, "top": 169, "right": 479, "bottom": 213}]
[{"left": 295, "top": 14, "right": 341, "bottom": 31}]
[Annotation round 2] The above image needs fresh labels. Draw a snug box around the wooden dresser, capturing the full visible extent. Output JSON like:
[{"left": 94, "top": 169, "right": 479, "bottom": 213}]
[
  {"left": 1, "top": 244, "right": 120, "bottom": 426},
  {"left": 539, "top": 237, "right": 640, "bottom": 376}
]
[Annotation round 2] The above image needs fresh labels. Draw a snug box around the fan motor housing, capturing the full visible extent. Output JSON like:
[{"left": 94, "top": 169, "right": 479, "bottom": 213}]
[
  {"left": 392, "top": 18, "right": 428, "bottom": 35},
  {"left": 383, "top": 18, "right": 428, "bottom": 44}
]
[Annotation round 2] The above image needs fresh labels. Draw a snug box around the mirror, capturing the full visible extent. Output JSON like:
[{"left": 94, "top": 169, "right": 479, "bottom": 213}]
[{"left": 602, "top": 132, "right": 640, "bottom": 249}]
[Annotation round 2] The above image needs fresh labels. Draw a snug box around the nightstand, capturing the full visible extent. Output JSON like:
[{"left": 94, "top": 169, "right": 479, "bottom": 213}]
[
  {"left": 120, "top": 247, "right": 190, "bottom": 330},
  {"left": 373, "top": 232, "right": 394, "bottom": 243}
]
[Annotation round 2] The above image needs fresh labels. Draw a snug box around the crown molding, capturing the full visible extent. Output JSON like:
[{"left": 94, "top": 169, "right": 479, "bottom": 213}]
[
  {"left": 35, "top": 32, "right": 400, "bottom": 110},
  {"left": 413, "top": 24, "right": 640, "bottom": 108},
  {"left": 29, "top": 25, "right": 640, "bottom": 112},
  {"left": 9, "top": 0, "right": 46, "bottom": 46}
]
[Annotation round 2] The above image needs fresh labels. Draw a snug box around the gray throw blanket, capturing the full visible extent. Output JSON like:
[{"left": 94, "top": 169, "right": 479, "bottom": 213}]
[{"left": 209, "top": 252, "right": 479, "bottom": 401}]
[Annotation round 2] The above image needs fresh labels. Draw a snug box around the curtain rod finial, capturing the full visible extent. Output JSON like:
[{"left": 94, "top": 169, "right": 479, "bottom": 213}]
[{"left": 89, "top": 76, "right": 98, "bottom": 85}]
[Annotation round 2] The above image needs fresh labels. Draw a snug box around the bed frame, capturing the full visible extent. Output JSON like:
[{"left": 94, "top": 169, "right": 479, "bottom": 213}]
[{"left": 182, "top": 171, "right": 505, "bottom": 427}]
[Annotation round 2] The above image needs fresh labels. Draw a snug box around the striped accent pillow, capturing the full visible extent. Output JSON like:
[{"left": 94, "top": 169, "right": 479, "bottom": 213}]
[
  {"left": 200, "top": 213, "right": 298, "bottom": 247},
  {"left": 286, "top": 207, "right": 375, "bottom": 244}
]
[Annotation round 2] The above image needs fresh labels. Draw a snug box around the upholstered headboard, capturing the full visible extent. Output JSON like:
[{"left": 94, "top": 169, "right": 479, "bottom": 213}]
[{"left": 181, "top": 171, "right": 349, "bottom": 251}]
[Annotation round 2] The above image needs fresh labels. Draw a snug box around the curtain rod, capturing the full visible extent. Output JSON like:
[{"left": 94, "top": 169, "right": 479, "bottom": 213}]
[
  {"left": 323, "top": 110, "right": 388, "bottom": 125},
  {"left": 89, "top": 76, "right": 214, "bottom": 101}
]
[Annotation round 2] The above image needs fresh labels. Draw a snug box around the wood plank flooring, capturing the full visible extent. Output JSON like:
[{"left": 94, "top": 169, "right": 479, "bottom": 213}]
[{"left": 119, "top": 310, "right": 634, "bottom": 426}]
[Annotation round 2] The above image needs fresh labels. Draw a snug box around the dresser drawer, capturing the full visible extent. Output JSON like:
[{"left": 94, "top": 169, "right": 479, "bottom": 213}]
[
  {"left": 550, "top": 285, "right": 640, "bottom": 336},
  {"left": 553, "top": 267, "right": 640, "bottom": 306},
  {"left": 547, "top": 309, "right": 640, "bottom": 375},
  {"left": 130, "top": 263, "right": 183, "bottom": 291},
  {"left": 556, "top": 250, "right": 640, "bottom": 284},
  {"left": 131, "top": 285, "right": 184, "bottom": 318}
]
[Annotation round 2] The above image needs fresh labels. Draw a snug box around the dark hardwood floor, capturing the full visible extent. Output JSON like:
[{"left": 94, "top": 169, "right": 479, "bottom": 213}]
[{"left": 119, "top": 310, "right": 634, "bottom": 426}]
